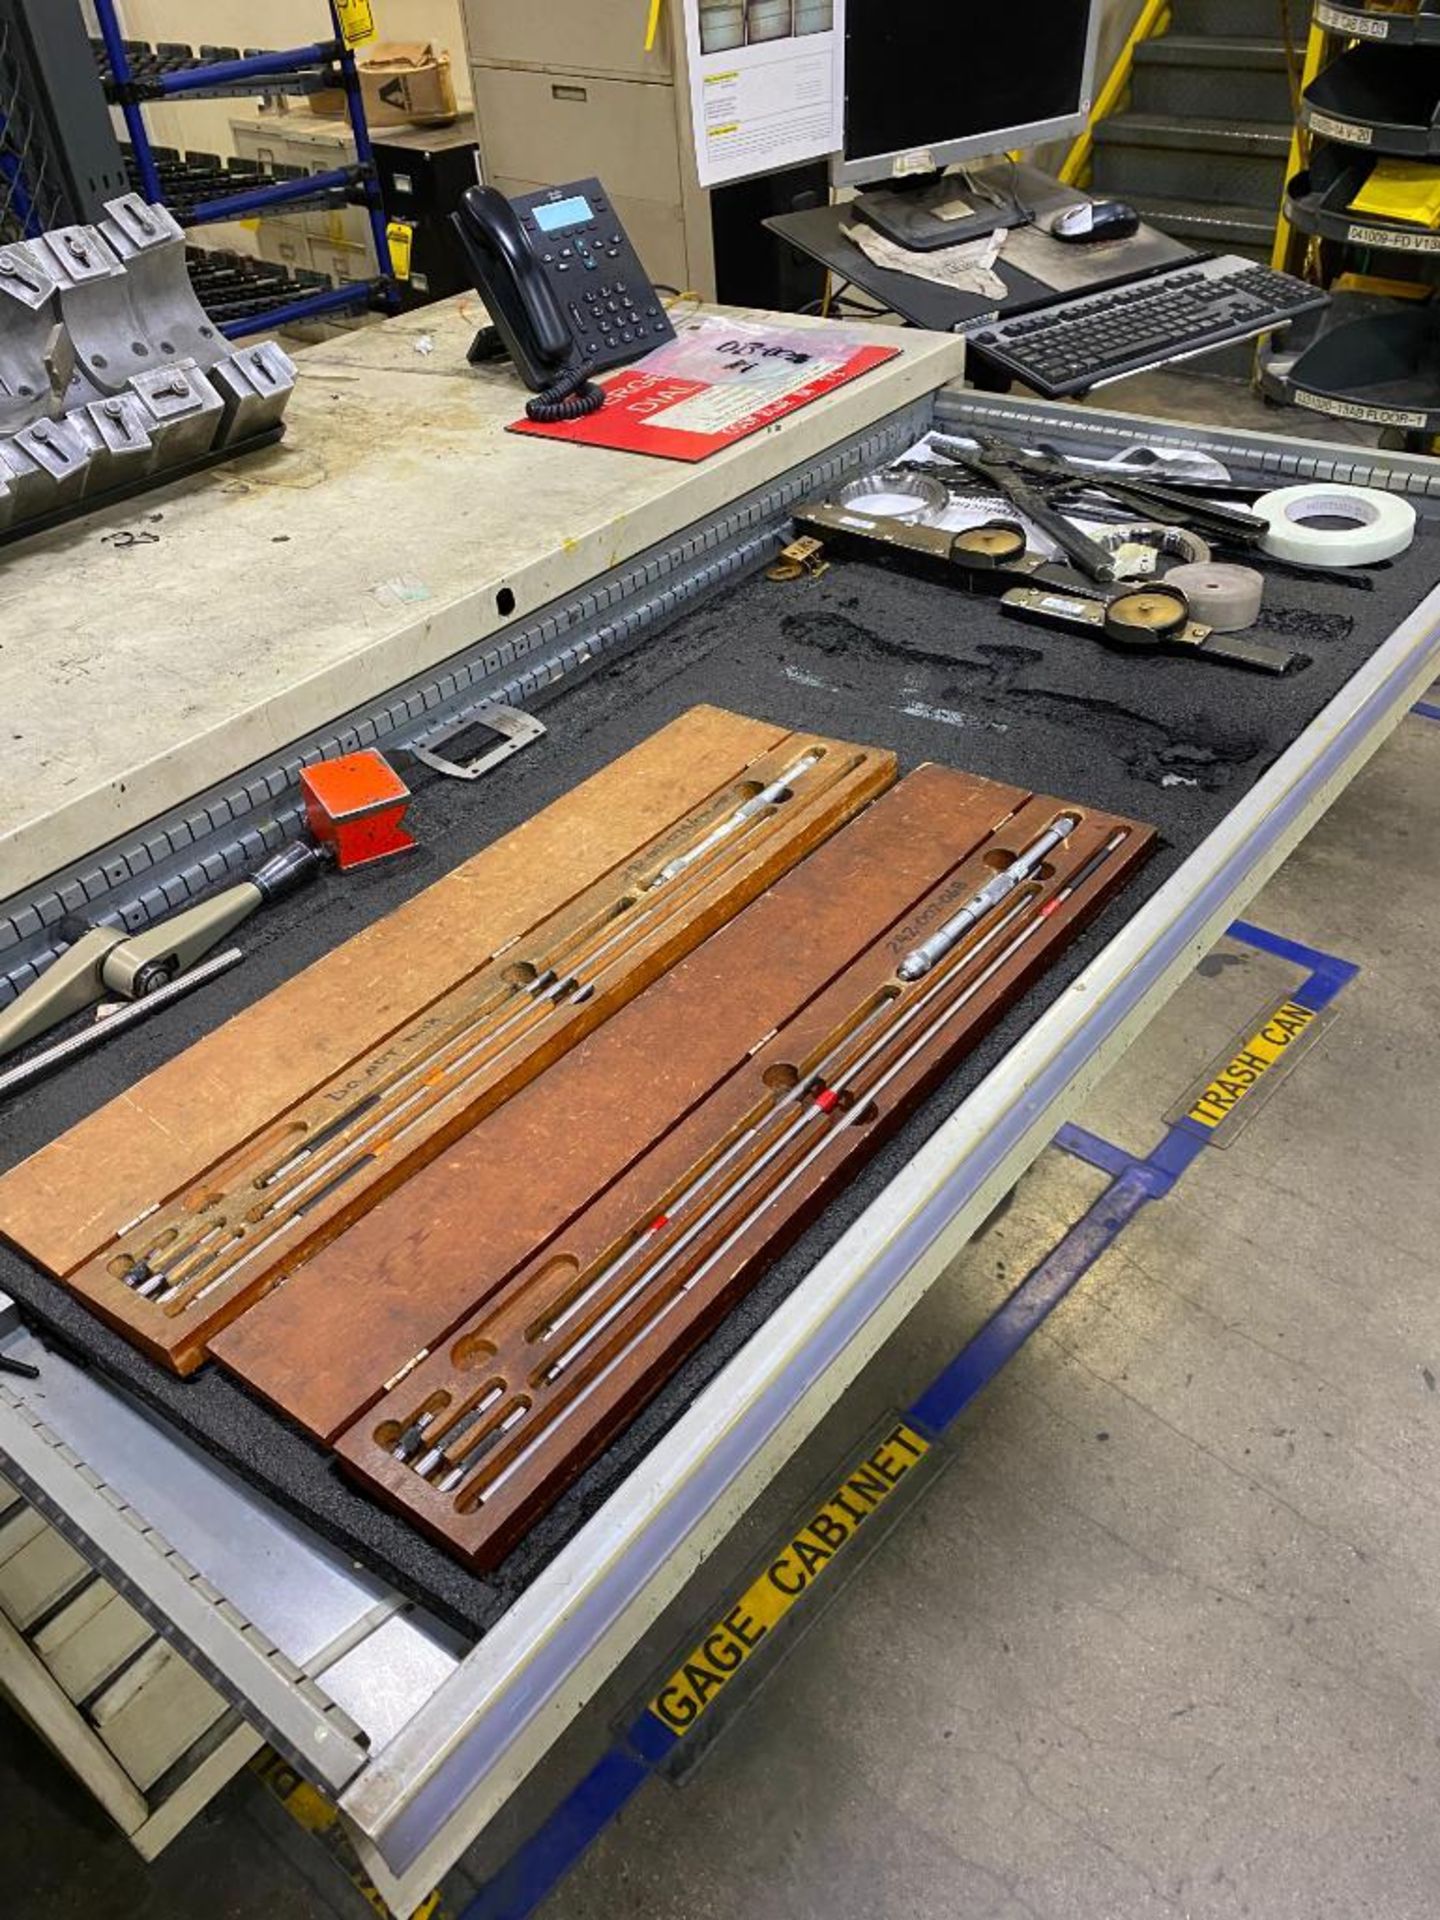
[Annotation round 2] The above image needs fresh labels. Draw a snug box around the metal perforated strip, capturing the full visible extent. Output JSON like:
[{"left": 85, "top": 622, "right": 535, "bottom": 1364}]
[{"left": 935, "top": 391, "right": 1440, "bottom": 498}]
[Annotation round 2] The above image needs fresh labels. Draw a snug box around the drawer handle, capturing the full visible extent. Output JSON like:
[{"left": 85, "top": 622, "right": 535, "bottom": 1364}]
[{"left": 551, "top": 84, "right": 588, "bottom": 102}]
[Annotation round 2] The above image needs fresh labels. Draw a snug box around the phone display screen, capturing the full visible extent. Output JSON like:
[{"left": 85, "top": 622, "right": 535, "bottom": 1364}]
[{"left": 534, "top": 195, "right": 593, "bottom": 233}]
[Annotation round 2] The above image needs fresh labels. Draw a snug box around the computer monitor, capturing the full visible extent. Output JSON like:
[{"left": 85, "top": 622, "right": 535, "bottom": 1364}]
[{"left": 835, "top": 0, "right": 1100, "bottom": 189}]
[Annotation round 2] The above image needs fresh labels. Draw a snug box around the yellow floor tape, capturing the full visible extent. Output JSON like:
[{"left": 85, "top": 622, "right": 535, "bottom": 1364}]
[{"left": 249, "top": 1750, "right": 450, "bottom": 1920}]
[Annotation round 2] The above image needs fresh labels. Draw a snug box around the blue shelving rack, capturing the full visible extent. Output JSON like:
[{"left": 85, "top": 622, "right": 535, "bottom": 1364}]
[{"left": 90, "top": 0, "right": 396, "bottom": 337}]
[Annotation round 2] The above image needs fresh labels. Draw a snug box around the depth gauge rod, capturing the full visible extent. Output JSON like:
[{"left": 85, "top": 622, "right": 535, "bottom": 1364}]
[
  {"left": 652, "top": 752, "right": 821, "bottom": 885},
  {"left": 898, "top": 816, "right": 1077, "bottom": 980},
  {"left": 248, "top": 751, "right": 827, "bottom": 1208},
  {"left": 123, "top": 752, "right": 828, "bottom": 1300},
  {"left": 0, "top": 947, "right": 245, "bottom": 1102},
  {"left": 469, "top": 861, "right": 1106, "bottom": 1510}
]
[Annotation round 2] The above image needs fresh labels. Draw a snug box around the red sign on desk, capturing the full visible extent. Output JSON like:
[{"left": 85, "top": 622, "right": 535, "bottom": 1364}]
[{"left": 510, "top": 320, "right": 901, "bottom": 462}]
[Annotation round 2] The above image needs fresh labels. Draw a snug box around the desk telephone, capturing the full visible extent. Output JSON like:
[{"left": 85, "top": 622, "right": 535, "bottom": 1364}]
[{"left": 451, "top": 177, "right": 676, "bottom": 421}]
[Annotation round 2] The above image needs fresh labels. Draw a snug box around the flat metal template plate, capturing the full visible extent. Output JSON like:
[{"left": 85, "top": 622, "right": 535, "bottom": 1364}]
[{"left": 409, "top": 703, "right": 547, "bottom": 782}]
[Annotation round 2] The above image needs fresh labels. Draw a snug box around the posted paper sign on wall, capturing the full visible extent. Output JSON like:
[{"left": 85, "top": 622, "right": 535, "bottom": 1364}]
[{"left": 683, "top": 0, "right": 847, "bottom": 188}]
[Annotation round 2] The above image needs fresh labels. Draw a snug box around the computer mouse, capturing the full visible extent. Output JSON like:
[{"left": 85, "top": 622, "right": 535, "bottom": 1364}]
[{"left": 1049, "top": 199, "right": 1140, "bottom": 244}]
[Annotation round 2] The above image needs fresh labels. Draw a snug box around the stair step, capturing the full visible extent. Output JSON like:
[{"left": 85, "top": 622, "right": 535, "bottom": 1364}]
[
  {"left": 1129, "top": 195, "right": 1277, "bottom": 263},
  {"left": 1132, "top": 39, "right": 1295, "bottom": 120},
  {"left": 1093, "top": 115, "right": 1290, "bottom": 208},
  {"left": 1171, "top": 0, "right": 1299, "bottom": 37},
  {"left": 1094, "top": 114, "right": 1292, "bottom": 159},
  {"left": 1134, "top": 35, "right": 1289, "bottom": 68}
]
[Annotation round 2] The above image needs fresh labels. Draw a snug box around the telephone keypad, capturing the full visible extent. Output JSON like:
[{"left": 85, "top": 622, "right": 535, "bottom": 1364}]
[{"left": 500, "top": 177, "right": 677, "bottom": 383}]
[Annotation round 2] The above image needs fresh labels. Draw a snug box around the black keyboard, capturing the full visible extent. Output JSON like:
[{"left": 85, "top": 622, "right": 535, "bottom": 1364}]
[{"left": 964, "top": 256, "right": 1327, "bottom": 398}]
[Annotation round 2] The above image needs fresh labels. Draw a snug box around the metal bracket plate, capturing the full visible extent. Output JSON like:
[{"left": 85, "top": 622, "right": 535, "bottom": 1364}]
[{"left": 408, "top": 703, "right": 546, "bottom": 783}]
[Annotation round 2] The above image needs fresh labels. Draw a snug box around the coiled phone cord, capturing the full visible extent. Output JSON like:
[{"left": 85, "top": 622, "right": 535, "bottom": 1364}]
[{"left": 526, "top": 363, "right": 606, "bottom": 423}]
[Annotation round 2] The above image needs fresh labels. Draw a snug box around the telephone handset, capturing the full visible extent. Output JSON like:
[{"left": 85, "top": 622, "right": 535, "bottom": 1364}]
[{"left": 451, "top": 177, "right": 676, "bottom": 422}]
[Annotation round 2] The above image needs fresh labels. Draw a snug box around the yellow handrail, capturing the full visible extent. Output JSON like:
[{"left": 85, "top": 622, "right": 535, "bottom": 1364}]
[
  {"left": 1270, "top": 20, "right": 1328, "bottom": 271},
  {"left": 1060, "top": 0, "right": 1172, "bottom": 188}
]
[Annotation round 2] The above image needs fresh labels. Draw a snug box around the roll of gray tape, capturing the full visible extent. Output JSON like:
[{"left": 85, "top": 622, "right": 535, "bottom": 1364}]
[
  {"left": 1162, "top": 562, "right": 1265, "bottom": 633},
  {"left": 1253, "top": 483, "right": 1416, "bottom": 567}
]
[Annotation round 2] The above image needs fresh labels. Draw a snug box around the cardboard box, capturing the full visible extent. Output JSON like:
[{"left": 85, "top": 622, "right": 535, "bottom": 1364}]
[{"left": 359, "top": 42, "right": 457, "bottom": 127}]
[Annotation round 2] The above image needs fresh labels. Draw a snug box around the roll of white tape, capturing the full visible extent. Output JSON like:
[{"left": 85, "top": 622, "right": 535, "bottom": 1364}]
[
  {"left": 1253, "top": 483, "right": 1416, "bottom": 568},
  {"left": 1162, "top": 562, "right": 1265, "bottom": 632}
]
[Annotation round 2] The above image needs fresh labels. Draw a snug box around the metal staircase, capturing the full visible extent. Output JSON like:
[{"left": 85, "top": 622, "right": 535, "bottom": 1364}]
[{"left": 1091, "top": 0, "right": 1301, "bottom": 264}]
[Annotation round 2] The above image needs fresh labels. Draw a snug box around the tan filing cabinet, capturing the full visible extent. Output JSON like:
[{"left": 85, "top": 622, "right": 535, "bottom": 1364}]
[
  {"left": 231, "top": 109, "right": 377, "bottom": 283},
  {"left": 461, "top": 0, "right": 717, "bottom": 295},
  {"left": 231, "top": 108, "right": 482, "bottom": 294}
]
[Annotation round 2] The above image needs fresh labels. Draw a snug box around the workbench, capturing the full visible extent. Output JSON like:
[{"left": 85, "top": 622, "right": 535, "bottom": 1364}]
[
  {"left": 2, "top": 301, "right": 1439, "bottom": 1915},
  {"left": 0, "top": 299, "right": 961, "bottom": 919}
]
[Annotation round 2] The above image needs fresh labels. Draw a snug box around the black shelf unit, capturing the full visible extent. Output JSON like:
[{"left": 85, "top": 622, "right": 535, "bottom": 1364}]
[
  {"left": 1270, "top": 4, "right": 1440, "bottom": 439},
  {"left": 91, "top": 2, "right": 393, "bottom": 337},
  {"left": 1301, "top": 42, "right": 1440, "bottom": 154},
  {"left": 184, "top": 243, "right": 333, "bottom": 324},
  {"left": 1285, "top": 141, "right": 1440, "bottom": 255},
  {"left": 1260, "top": 290, "right": 1440, "bottom": 432}
]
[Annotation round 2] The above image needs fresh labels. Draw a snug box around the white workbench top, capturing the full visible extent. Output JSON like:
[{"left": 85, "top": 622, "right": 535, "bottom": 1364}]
[{"left": 0, "top": 301, "right": 964, "bottom": 900}]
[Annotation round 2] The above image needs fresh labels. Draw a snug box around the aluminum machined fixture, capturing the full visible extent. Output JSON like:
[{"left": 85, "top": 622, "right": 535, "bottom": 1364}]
[
  {"left": 35, "top": 219, "right": 169, "bottom": 402},
  {"left": 6, "top": 414, "right": 90, "bottom": 512},
  {"left": 127, "top": 360, "right": 226, "bottom": 467},
  {"left": 30, "top": 223, "right": 129, "bottom": 406},
  {"left": 208, "top": 341, "right": 298, "bottom": 443},
  {"left": 0, "top": 244, "right": 64, "bottom": 436},
  {"left": 99, "top": 193, "right": 227, "bottom": 372},
  {"left": 67, "top": 393, "right": 158, "bottom": 490}
]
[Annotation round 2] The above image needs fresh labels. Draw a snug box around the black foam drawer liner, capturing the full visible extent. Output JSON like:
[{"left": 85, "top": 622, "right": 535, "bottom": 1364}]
[{"left": 2, "top": 512, "right": 1436, "bottom": 1637}]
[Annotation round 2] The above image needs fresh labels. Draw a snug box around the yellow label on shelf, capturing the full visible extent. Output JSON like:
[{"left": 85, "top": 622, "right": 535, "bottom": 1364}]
[
  {"left": 387, "top": 219, "right": 415, "bottom": 280},
  {"left": 335, "top": 0, "right": 378, "bottom": 49},
  {"left": 1187, "top": 1000, "right": 1316, "bottom": 1130},
  {"left": 647, "top": 1421, "right": 930, "bottom": 1736}
]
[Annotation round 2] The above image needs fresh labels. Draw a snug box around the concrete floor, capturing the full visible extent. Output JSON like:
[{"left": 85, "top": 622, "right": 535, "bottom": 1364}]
[{"left": 3, "top": 371, "right": 1438, "bottom": 1920}]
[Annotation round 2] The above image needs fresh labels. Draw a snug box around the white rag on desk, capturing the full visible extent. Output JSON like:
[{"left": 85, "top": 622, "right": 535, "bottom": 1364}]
[{"left": 842, "top": 222, "right": 1008, "bottom": 299}]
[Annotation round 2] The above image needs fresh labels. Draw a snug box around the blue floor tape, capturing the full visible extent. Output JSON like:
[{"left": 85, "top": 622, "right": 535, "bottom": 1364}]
[
  {"left": 459, "top": 1749, "right": 657, "bottom": 1920},
  {"left": 1227, "top": 919, "right": 1360, "bottom": 1008},
  {"left": 907, "top": 1161, "right": 1159, "bottom": 1436},
  {"left": 1412, "top": 700, "right": 1440, "bottom": 723},
  {"left": 1051, "top": 1121, "right": 1144, "bottom": 1182},
  {"left": 456, "top": 922, "right": 1358, "bottom": 1920}
]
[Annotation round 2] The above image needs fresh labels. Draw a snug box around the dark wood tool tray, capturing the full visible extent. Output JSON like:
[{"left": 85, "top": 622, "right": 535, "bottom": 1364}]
[{"left": 2, "top": 520, "right": 1435, "bottom": 1638}]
